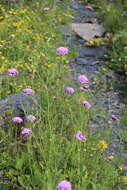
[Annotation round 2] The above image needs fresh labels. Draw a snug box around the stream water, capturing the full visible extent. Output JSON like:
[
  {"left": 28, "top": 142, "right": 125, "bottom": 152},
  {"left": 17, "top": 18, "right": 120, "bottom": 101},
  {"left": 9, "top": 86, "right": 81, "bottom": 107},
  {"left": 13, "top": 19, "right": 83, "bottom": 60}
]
[{"left": 64, "top": 0, "right": 127, "bottom": 173}]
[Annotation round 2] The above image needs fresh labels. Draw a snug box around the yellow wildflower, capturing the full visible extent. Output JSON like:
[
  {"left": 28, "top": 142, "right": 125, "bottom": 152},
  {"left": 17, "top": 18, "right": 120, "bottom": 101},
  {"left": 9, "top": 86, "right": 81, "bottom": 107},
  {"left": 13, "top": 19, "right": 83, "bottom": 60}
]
[
  {"left": 9, "top": 10, "right": 17, "bottom": 15},
  {"left": 0, "top": 22, "right": 5, "bottom": 25},
  {"left": 12, "top": 21, "right": 23, "bottom": 28},
  {"left": 118, "top": 166, "right": 123, "bottom": 171},
  {"left": 97, "top": 140, "right": 108, "bottom": 149},
  {"left": 0, "top": 16, "right": 4, "bottom": 19},
  {"left": 19, "top": 9, "right": 27, "bottom": 14}
]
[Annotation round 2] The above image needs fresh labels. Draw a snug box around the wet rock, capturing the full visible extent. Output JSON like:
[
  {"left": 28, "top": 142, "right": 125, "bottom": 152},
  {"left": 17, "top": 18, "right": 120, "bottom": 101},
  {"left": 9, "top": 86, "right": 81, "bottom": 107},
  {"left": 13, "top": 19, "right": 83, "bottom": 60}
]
[
  {"left": 78, "top": 46, "right": 107, "bottom": 59},
  {"left": 71, "top": 1, "right": 95, "bottom": 23},
  {"left": 76, "top": 57, "right": 97, "bottom": 65},
  {"left": 0, "top": 93, "right": 40, "bottom": 129},
  {"left": 105, "top": 72, "right": 116, "bottom": 79},
  {"left": 71, "top": 1, "right": 79, "bottom": 9},
  {"left": 71, "top": 23, "right": 105, "bottom": 41}
]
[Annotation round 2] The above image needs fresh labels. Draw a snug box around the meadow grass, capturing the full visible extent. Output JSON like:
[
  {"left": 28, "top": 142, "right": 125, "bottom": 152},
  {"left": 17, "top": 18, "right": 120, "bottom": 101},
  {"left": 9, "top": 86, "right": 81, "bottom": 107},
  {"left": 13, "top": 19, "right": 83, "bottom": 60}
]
[{"left": 0, "top": 0, "right": 127, "bottom": 189}]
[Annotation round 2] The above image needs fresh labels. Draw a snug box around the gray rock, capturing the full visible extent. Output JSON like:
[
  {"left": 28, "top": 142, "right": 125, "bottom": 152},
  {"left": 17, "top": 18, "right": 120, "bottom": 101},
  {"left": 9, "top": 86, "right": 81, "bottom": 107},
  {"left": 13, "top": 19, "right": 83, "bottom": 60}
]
[
  {"left": 78, "top": 46, "right": 107, "bottom": 59},
  {"left": 71, "top": 1, "right": 79, "bottom": 9},
  {"left": 76, "top": 57, "right": 97, "bottom": 65},
  {"left": 71, "top": 23, "right": 105, "bottom": 41},
  {"left": 0, "top": 93, "right": 40, "bottom": 129}
]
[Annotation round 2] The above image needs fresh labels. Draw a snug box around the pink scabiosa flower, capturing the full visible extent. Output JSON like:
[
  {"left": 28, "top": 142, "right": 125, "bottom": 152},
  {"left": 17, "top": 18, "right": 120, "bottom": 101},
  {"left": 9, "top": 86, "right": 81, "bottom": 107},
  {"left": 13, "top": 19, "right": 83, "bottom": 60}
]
[
  {"left": 80, "top": 101, "right": 92, "bottom": 108},
  {"left": 75, "top": 131, "right": 87, "bottom": 141},
  {"left": 22, "top": 128, "right": 32, "bottom": 137},
  {"left": 77, "top": 74, "right": 88, "bottom": 84},
  {"left": 10, "top": 0, "right": 17, "bottom": 2},
  {"left": 22, "top": 88, "right": 35, "bottom": 95},
  {"left": 84, "top": 5, "right": 94, "bottom": 11},
  {"left": 79, "top": 84, "right": 90, "bottom": 91},
  {"left": 12, "top": 117, "right": 23, "bottom": 123},
  {"left": 56, "top": 47, "right": 69, "bottom": 55},
  {"left": 43, "top": 7, "right": 50, "bottom": 11},
  {"left": 56, "top": 180, "right": 72, "bottom": 190},
  {"left": 39, "top": 60, "right": 46, "bottom": 65},
  {"left": 26, "top": 115, "right": 37, "bottom": 122},
  {"left": 7, "top": 68, "right": 19, "bottom": 76},
  {"left": 65, "top": 86, "right": 75, "bottom": 94},
  {"left": 111, "top": 114, "right": 118, "bottom": 120},
  {"left": 27, "top": 71, "right": 33, "bottom": 78}
]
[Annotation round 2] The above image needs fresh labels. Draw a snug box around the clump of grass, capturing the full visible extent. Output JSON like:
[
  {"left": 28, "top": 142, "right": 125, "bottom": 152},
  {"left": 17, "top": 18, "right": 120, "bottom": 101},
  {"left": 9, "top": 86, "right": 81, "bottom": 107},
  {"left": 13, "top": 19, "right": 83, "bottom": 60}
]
[{"left": 91, "top": 0, "right": 127, "bottom": 74}]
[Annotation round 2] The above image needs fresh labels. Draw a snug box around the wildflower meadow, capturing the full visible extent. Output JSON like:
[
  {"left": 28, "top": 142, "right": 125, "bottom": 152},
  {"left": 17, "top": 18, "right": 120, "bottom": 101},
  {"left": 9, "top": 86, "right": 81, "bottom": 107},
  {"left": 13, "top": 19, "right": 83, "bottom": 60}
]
[{"left": 0, "top": 0, "right": 127, "bottom": 189}]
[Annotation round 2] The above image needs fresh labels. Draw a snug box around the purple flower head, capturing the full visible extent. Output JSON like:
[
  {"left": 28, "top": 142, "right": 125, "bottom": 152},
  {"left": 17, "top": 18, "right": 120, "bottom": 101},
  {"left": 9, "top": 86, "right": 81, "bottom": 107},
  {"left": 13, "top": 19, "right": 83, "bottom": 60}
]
[
  {"left": 56, "top": 47, "right": 69, "bottom": 55},
  {"left": 111, "top": 114, "right": 118, "bottom": 120},
  {"left": 65, "top": 86, "right": 75, "bottom": 94},
  {"left": 26, "top": 115, "right": 37, "bottom": 122},
  {"left": 77, "top": 75, "right": 88, "bottom": 84},
  {"left": 22, "top": 88, "right": 35, "bottom": 95},
  {"left": 12, "top": 117, "right": 23, "bottom": 123},
  {"left": 28, "top": 71, "right": 33, "bottom": 78},
  {"left": 75, "top": 131, "right": 87, "bottom": 141},
  {"left": 43, "top": 7, "right": 50, "bottom": 11},
  {"left": 80, "top": 101, "right": 92, "bottom": 108},
  {"left": 56, "top": 180, "right": 72, "bottom": 190},
  {"left": 79, "top": 84, "right": 90, "bottom": 91},
  {"left": 7, "top": 68, "right": 19, "bottom": 76},
  {"left": 22, "top": 128, "right": 32, "bottom": 137},
  {"left": 39, "top": 61, "right": 46, "bottom": 65},
  {"left": 10, "top": 0, "right": 17, "bottom": 2},
  {"left": 84, "top": 5, "right": 94, "bottom": 11}
]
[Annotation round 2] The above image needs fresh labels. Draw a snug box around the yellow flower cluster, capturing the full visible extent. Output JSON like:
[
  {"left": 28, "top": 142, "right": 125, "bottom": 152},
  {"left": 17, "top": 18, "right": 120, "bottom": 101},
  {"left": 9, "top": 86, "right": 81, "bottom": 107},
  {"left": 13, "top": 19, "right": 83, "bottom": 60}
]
[{"left": 97, "top": 140, "right": 108, "bottom": 149}]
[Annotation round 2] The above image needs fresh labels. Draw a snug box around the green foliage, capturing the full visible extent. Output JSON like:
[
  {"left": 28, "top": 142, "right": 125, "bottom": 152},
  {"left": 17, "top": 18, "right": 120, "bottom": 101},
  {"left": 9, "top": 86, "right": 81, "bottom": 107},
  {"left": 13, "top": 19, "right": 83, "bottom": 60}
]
[{"left": 107, "top": 31, "right": 127, "bottom": 73}]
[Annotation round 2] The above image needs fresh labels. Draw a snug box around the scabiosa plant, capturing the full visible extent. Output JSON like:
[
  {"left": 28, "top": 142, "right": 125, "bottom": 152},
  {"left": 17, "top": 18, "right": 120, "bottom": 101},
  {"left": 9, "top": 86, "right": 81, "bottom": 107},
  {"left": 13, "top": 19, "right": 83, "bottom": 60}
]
[
  {"left": 26, "top": 115, "right": 37, "bottom": 122},
  {"left": 7, "top": 68, "right": 19, "bottom": 76},
  {"left": 77, "top": 74, "right": 88, "bottom": 84},
  {"left": 10, "top": 0, "right": 17, "bottom": 2},
  {"left": 65, "top": 86, "right": 75, "bottom": 94},
  {"left": 79, "top": 84, "right": 90, "bottom": 91},
  {"left": 21, "top": 128, "right": 32, "bottom": 137},
  {"left": 80, "top": 101, "right": 92, "bottom": 108},
  {"left": 12, "top": 117, "right": 23, "bottom": 123},
  {"left": 43, "top": 7, "right": 50, "bottom": 11},
  {"left": 84, "top": 5, "right": 94, "bottom": 11},
  {"left": 75, "top": 131, "right": 87, "bottom": 141},
  {"left": 111, "top": 114, "right": 118, "bottom": 120},
  {"left": 39, "top": 60, "right": 46, "bottom": 65},
  {"left": 22, "top": 88, "right": 35, "bottom": 95},
  {"left": 56, "top": 180, "right": 72, "bottom": 190},
  {"left": 56, "top": 47, "right": 69, "bottom": 55}
]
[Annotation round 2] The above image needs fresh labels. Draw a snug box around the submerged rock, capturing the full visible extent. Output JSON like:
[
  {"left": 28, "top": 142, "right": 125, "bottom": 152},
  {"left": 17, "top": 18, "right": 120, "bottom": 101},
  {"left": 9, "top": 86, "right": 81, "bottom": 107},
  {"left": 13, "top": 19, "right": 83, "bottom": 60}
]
[{"left": 0, "top": 93, "right": 40, "bottom": 129}]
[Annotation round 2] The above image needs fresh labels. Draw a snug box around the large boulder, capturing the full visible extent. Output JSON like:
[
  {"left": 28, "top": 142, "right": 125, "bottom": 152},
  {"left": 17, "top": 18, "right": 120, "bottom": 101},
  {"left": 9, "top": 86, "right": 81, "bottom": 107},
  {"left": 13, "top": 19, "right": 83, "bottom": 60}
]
[
  {"left": 0, "top": 93, "right": 40, "bottom": 129},
  {"left": 71, "top": 23, "right": 105, "bottom": 41}
]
